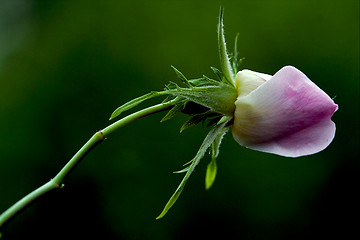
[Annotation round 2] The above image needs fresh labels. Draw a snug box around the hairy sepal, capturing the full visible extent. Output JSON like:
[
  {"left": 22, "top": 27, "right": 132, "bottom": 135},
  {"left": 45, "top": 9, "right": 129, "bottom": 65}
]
[
  {"left": 161, "top": 100, "right": 188, "bottom": 122},
  {"left": 156, "top": 119, "right": 231, "bottom": 219},
  {"left": 218, "top": 7, "right": 235, "bottom": 86},
  {"left": 110, "top": 92, "right": 161, "bottom": 120},
  {"left": 205, "top": 127, "right": 228, "bottom": 190},
  {"left": 163, "top": 83, "right": 237, "bottom": 116}
]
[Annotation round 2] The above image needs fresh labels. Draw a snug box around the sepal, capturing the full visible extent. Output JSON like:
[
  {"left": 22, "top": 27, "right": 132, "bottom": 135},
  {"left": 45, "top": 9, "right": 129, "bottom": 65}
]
[
  {"left": 180, "top": 111, "right": 221, "bottom": 133},
  {"left": 205, "top": 127, "right": 228, "bottom": 190},
  {"left": 210, "top": 66, "right": 223, "bottom": 81},
  {"left": 163, "top": 83, "right": 237, "bottom": 116},
  {"left": 109, "top": 92, "right": 161, "bottom": 120},
  {"left": 171, "top": 65, "right": 193, "bottom": 88},
  {"left": 160, "top": 100, "right": 187, "bottom": 122},
  {"left": 218, "top": 6, "right": 235, "bottom": 86},
  {"left": 156, "top": 118, "right": 231, "bottom": 219}
]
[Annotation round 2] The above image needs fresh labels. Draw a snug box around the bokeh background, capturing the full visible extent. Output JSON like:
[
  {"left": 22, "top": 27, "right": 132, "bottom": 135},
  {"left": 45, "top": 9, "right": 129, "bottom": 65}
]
[{"left": 0, "top": 0, "right": 358, "bottom": 239}]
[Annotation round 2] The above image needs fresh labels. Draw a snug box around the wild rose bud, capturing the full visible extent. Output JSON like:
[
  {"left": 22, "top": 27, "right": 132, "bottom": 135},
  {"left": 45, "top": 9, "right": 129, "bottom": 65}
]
[{"left": 232, "top": 66, "right": 338, "bottom": 157}]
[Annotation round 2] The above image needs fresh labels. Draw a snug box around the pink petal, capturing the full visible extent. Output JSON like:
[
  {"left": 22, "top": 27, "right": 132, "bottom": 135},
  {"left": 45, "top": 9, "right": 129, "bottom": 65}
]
[{"left": 232, "top": 66, "right": 338, "bottom": 157}]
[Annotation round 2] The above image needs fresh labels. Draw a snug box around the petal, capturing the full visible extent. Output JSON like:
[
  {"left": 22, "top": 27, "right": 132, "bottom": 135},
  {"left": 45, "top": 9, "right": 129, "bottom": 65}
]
[
  {"left": 235, "top": 70, "right": 272, "bottom": 97},
  {"left": 232, "top": 66, "right": 338, "bottom": 157}
]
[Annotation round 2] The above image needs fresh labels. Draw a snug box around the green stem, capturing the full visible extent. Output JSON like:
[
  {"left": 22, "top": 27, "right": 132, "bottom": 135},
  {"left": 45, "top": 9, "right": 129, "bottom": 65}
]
[
  {"left": 0, "top": 180, "right": 58, "bottom": 231},
  {"left": 0, "top": 100, "right": 175, "bottom": 230}
]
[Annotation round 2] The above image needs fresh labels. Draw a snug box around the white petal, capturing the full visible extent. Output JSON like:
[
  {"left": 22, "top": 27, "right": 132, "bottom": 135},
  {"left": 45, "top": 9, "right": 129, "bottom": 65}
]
[{"left": 235, "top": 70, "right": 271, "bottom": 97}]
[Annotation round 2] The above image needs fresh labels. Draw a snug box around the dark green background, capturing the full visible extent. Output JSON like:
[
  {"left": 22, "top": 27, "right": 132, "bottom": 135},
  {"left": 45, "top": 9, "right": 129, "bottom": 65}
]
[{"left": 0, "top": 1, "right": 358, "bottom": 239}]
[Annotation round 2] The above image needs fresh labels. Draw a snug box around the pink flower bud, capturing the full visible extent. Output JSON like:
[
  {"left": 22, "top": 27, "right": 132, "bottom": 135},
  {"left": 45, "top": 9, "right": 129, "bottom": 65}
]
[{"left": 232, "top": 66, "right": 338, "bottom": 157}]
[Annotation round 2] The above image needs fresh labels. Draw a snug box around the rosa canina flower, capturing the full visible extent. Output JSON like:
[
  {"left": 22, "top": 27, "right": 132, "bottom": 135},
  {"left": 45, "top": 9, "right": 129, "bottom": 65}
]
[
  {"left": 232, "top": 66, "right": 338, "bottom": 157},
  {"left": 111, "top": 7, "right": 339, "bottom": 220},
  {"left": 0, "top": 7, "right": 341, "bottom": 228}
]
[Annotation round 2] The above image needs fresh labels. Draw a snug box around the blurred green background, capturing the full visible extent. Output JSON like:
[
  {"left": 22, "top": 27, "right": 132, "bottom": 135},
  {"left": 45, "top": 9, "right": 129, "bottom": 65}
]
[{"left": 0, "top": 0, "right": 358, "bottom": 239}]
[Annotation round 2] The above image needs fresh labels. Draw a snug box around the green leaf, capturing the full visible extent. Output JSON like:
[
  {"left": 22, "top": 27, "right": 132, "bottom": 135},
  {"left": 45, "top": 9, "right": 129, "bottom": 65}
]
[
  {"left": 218, "top": 6, "right": 235, "bottom": 86},
  {"left": 156, "top": 119, "right": 230, "bottom": 219},
  {"left": 173, "top": 166, "right": 191, "bottom": 174},
  {"left": 165, "top": 81, "right": 180, "bottom": 90},
  {"left": 212, "top": 127, "right": 228, "bottom": 158},
  {"left": 110, "top": 91, "right": 161, "bottom": 120},
  {"left": 188, "top": 77, "right": 219, "bottom": 87},
  {"left": 180, "top": 111, "right": 221, "bottom": 132},
  {"left": 205, "top": 127, "right": 228, "bottom": 190},
  {"left": 217, "top": 115, "right": 232, "bottom": 125},
  {"left": 171, "top": 65, "right": 193, "bottom": 88},
  {"left": 210, "top": 66, "right": 223, "bottom": 81},
  {"left": 180, "top": 113, "right": 208, "bottom": 132},
  {"left": 232, "top": 33, "right": 240, "bottom": 74},
  {"left": 161, "top": 101, "right": 187, "bottom": 122},
  {"left": 202, "top": 75, "right": 220, "bottom": 84},
  {"left": 205, "top": 116, "right": 222, "bottom": 128},
  {"left": 205, "top": 157, "right": 217, "bottom": 190}
]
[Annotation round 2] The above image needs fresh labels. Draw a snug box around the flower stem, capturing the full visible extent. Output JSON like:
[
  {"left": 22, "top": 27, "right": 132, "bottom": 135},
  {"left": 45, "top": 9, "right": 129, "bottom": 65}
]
[{"left": 0, "top": 100, "right": 175, "bottom": 230}]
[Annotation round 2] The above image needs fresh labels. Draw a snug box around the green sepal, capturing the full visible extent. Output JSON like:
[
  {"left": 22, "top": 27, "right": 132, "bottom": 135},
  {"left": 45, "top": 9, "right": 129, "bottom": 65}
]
[
  {"left": 218, "top": 6, "right": 235, "bottom": 86},
  {"left": 210, "top": 66, "right": 223, "bottom": 81},
  {"left": 205, "top": 116, "right": 223, "bottom": 128},
  {"left": 180, "top": 111, "right": 211, "bottom": 132},
  {"left": 217, "top": 115, "right": 232, "bottom": 125},
  {"left": 164, "top": 81, "right": 180, "bottom": 90},
  {"left": 205, "top": 127, "right": 228, "bottom": 190},
  {"left": 171, "top": 65, "right": 193, "bottom": 88},
  {"left": 189, "top": 77, "right": 219, "bottom": 87},
  {"left": 180, "top": 110, "right": 222, "bottom": 133},
  {"left": 161, "top": 100, "right": 187, "bottom": 122},
  {"left": 173, "top": 166, "right": 191, "bottom": 174},
  {"left": 163, "top": 83, "right": 237, "bottom": 116},
  {"left": 109, "top": 91, "right": 161, "bottom": 120},
  {"left": 232, "top": 33, "right": 240, "bottom": 74},
  {"left": 205, "top": 157, "right": 217, "bottom": 190},
  {"left": 180, "top": 116, "right": 202, "bottom": 133},
  {"left": 156, "top": 119, "right": 231, "bottom": 219}
]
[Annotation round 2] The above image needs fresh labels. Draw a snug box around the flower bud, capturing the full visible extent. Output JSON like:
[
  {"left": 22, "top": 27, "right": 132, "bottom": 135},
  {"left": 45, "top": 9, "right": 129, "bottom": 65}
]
[{"left": 232, "top": 66, "right": 338, "bottom": 157}]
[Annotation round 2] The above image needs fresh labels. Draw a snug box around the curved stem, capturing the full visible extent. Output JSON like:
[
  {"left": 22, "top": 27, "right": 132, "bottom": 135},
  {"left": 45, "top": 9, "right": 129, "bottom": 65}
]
[
  {"left": 0, "top": 180, "right": 58, "bottom": 231},
  {"left": 0, "top": 100, "right": 175, "bottom": 230}
]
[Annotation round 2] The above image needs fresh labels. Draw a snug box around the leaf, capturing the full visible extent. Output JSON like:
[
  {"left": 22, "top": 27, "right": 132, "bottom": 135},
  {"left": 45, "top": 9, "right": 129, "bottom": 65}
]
[
  {"left": 165, "top": 81, "right": 180, "bottom": 90},
  {"left": 205, "top": 127, "right": 229, "bottom": 190},
  {"left": 180, "top": 114, "right": 207, "bottom": 132},
  {"left": 188, "top": 77, "right": 219, "bottom": 87},
  {"left": 205, "top": 116, "right": 222, "bottom": 128},
  {"left": 218, "top": 6, "right": 235, "bottom": 86},
  {"left": 232, "top": 33, "right": 240, "bottom": 74},
  {"left": 173, "top": 166, "right": 191, "bottom": 174},
  {"left": 155, "top": 176, "right": 187, "bottom": 220},
  {"left": 180, "top": 111, "right": 220, "bottom": 132},
  {"left": 210, "top": 66, "right": 223, "bottom": 81},
  {"left": 156, "top": 119, "right": 231, "bottom": 219},
  {"left": 161, "top": 101, "right": 187, "bottom": 122},
  {"left": 217, "top": 115, "right": 232, "bottom": 125},
  {"left": 202, "top": 75, "right": 220, "bottom": 85},
  {"left": 171, "top": 65, "right": 193, "bottom": 88},
  {"left": 205, "top": 157, "right": 217, "bottom": 190},
  {"left": 213, "top": 127, "right": 228, "bottom": 158},
  {"left": 110, "top": 91, "right": 161, "bottom": 120}
]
